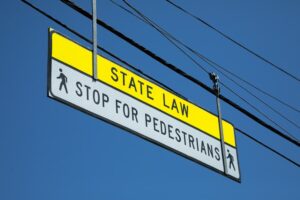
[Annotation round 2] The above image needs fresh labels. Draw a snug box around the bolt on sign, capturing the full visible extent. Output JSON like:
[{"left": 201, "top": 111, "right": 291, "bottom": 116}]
[{"left": 48, "top": 29, "right": 241, "bottom": 182}]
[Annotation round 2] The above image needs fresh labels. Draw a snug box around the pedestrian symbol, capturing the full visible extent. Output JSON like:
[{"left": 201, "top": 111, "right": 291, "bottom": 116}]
[
  {"left": 57, "top": 68, "right": 68, "bottom": 93},
  {"left": 227, "top": 149, "right": 235, "bottom": 171}
]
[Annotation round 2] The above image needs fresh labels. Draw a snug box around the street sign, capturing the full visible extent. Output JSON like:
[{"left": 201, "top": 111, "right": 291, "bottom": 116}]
[{"left": 48, "top": 29, "right": 240, "bottom": 181}]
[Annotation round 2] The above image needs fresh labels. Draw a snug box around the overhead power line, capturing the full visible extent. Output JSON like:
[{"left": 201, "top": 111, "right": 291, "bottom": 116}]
[
  {"left": 221, "top": 82, "right": 298, "bottom": 141},
  {"left": 20, "top": 0, "right": 299, "bottom": 168},
  {"left": 119, "top": 0, "right": 300, "bottom": 141},
  {"left": 60, "top": 0, "right": 300, "bottom": 147},
  {"left": 110, "top": 0, "right": 300, "bottom": 116},
  {"left": 236, "top": 128, "right": 299, "bottom": 168},
  {"left": 199, "top": 55, "right": 300, "bottom": 115},
  {"left": 117, "top": 0, "right": 299, "bottom": 140},
  {"left": 19, "top": 0, "right": 185, "bottom": 99},
  {"left": 165, "top": 0, "right": 300, "bottom": 84}
]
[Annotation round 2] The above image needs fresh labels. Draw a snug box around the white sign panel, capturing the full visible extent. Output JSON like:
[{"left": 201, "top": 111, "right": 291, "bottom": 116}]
[{"left": 48, "top": 58, "right": 240, "bottom": 181}]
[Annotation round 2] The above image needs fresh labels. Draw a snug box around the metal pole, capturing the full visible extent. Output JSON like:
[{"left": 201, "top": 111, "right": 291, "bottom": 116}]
[
  {"left": 92, "top": 0, "right": 97, "bottom": 80},
  {"left": 209, "top": 72, "right": 228, "bottom": 175}
]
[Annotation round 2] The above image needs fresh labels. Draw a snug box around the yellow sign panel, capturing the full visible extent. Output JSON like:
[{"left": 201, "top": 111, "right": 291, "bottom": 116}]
[{"left": 51, "top": 31, "right": 236, "bottom": 147}]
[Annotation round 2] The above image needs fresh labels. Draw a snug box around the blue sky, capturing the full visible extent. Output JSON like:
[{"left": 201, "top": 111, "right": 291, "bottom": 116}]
[{"left": 1, "top": 0, "right": 299, "bottom": 199}]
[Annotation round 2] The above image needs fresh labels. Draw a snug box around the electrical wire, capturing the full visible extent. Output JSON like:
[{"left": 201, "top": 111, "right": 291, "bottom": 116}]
[
  {"left": 20, "top": 0, "right": 300, "bottom": 167},
  {"left": 166, "top": 0, "right": 300, "bottom": 84},
  {"left": 119, "top": 0, "right": 300, "bottom": 140},
  {"left": 221, "top": 82, "right": 299, "bottom": 141},
  {"left": 110, "top": 0, "right": 300, "bottom": 116},
  {"left": 119, "top": 0, "right": 300, "bottom": 131},
  {"left": 120, "top": 1, "right": 211, "bottom": 74},
  {"left": 236, "top": 128, "right": 299, "bottom": 168},
  {"left": 197, "top": 52, "right": 300, "bottom": 114},
  {"left": 59, "top": 0, "right": 300, "bottom": 147},
  {"left": 19, "top": 0, "right": 185, "bottom": 100},
  {"left": 115, "top": 0, "right": 300, "bottom": 115}
]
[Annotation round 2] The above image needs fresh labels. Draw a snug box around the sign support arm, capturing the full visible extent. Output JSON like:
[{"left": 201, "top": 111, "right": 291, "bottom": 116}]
[
  {"left": 92, "top": 0, "right": 97, "bottom": 80},
  {"left": 210, "top": 72, "right": 228, "bottom": 175}
]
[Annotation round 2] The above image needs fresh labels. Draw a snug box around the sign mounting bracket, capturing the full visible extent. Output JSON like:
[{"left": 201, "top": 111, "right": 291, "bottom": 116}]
[
  {"left": 210, "top": 72, "right": 228, "bottom": 175},
  {"left": 92, "top": 0, "right": 97, "bottom": 81}
]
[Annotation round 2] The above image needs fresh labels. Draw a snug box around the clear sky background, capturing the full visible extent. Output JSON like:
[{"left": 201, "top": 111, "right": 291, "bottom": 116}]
[{"left": 1, "top": 0, "right": 299, "bottom": 199}]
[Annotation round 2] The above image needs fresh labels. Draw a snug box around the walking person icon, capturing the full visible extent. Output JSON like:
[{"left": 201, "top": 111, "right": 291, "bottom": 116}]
[
  {"left": 227, "top": 149, "right": 236, "bottom": 171},
  {"left": 57, "top": 68, "right": 68, "bottom": 93}
]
